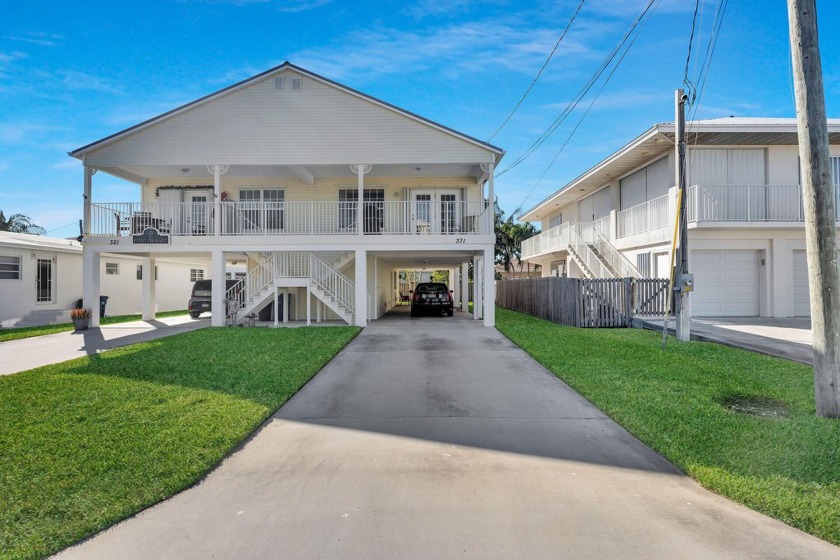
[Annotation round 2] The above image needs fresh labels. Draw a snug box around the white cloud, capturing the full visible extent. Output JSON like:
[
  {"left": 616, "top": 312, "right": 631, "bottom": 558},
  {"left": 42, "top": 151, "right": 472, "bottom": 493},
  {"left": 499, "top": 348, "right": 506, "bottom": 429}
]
[{"left": 3, "top": 31, "right": 64, "bottom": 47}]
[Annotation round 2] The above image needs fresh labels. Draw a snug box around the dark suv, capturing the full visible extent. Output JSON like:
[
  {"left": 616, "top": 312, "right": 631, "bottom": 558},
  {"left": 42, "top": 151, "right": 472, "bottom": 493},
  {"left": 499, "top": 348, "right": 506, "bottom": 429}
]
[
  {"left": 188, "top": 279, "right": 239, "bottom": 318},
  {"left": 410, "top": 282, "right": 454, "bottom": 317}
]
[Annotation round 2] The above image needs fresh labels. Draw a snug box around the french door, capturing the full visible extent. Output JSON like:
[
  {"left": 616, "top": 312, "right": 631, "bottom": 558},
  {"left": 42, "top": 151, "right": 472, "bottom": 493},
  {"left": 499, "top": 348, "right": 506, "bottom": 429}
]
[
  {"left": 186, "top": 192, "right": 210, "bottom": 235},
  {"left": 411, "top": 190, "right": 460, "bottom": 234}
]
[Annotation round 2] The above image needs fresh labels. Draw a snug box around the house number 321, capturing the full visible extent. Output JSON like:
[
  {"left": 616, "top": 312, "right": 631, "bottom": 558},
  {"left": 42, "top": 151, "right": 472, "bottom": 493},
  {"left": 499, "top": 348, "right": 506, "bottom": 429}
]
[{"left": 455, "top": 238, "right": 466, "bottom": 244}]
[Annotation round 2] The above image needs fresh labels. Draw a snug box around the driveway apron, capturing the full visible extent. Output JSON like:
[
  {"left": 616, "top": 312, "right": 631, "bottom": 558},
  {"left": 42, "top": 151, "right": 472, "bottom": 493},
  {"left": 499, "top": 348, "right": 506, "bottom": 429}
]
[{"left": 55, "top": 311, "right": 839, "bottom": 559}]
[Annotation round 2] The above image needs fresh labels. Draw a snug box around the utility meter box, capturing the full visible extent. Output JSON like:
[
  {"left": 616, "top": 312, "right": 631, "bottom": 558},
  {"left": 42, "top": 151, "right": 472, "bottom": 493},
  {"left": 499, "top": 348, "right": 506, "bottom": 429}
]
[{"left": 678, "top": 273, "right": 694, "bottom": 293}]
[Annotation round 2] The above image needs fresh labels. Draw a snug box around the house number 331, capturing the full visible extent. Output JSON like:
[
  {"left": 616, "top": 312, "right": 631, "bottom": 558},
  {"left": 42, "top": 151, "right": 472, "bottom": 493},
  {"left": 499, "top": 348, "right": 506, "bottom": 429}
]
[{"left": 455, "top": 238, "right": 466, "bottom": 244}]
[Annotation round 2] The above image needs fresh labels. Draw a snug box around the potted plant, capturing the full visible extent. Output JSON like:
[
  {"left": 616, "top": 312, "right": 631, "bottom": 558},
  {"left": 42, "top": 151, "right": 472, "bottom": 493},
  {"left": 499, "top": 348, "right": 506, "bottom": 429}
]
[{"left": 71, "top": 307, "right": 91, "bottom": 331}]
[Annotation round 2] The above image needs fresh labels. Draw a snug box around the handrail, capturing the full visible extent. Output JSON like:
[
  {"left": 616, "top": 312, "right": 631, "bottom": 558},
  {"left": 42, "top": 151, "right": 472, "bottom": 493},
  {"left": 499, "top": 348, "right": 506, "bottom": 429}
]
[
  {"left": 567, "top": 224, "right": 610, "bottom": 278},
  {"left": 225, "top": 252, "right": 276, "bottom": 323},
  {"left": 577, "top": 223, "right": 643, "bottom": 279},
  {"left": 310, "top": 254, "right": 355, "bottom": 313}
]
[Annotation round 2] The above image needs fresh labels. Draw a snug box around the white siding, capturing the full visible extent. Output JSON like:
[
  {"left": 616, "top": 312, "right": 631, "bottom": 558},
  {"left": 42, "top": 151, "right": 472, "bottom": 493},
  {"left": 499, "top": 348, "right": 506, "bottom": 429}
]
[
  {"left": 792, "top": 250, "right": 810, "bottom": 316},
  {"left": 620, "top": 167, "right": 647, "bottom": 209},
  {"left": 84, "top": 70, "right": 493, "bottom": 167}
]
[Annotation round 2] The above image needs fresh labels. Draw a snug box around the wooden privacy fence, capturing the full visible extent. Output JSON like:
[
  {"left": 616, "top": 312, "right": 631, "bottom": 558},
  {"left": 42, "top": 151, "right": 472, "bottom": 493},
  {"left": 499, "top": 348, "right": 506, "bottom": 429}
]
[{"left": 496, "top": 277, "right": 670, "bottom": 328}]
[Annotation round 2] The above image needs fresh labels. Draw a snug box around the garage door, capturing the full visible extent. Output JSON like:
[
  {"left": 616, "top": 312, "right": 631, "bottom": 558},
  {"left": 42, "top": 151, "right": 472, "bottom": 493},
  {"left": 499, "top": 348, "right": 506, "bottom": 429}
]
[
  {"left": 793, "top": 250, "right": 810, "bottom": 316},
  {"left": 691, "top": 250, "right": 760, "bottom": 316}
]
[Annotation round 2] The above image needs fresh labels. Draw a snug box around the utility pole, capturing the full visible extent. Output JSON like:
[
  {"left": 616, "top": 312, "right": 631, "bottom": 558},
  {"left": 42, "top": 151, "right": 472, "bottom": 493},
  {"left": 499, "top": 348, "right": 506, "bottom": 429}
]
[
  {"left": 674, "top": 88, "right": 692, "bottom": 342},
  {"left": 788, "top": 0, "right": 840, "bottom": 417}
]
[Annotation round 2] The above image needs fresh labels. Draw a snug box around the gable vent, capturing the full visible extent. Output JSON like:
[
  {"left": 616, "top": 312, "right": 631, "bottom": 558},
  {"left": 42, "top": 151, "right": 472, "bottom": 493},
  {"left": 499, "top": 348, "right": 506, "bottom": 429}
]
[
  {"left": 274, "top": 77, "right": 285, "bottom": 91},
  {"left": 291, "top": 77, "right": 302, "bottom": 91}
]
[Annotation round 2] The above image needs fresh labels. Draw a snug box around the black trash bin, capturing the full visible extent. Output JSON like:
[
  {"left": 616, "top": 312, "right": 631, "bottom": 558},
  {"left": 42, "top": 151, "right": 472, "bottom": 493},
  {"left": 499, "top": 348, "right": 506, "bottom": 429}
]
[{"left": 99, "top": 296, "right": 109, "bottom": 318}]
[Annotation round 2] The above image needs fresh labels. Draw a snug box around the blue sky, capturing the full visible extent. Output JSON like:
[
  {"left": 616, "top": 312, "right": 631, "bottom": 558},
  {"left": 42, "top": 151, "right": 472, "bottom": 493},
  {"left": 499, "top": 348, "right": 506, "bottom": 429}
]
[{"left": 1, "top": 0, "right": 838, "bottom": 237}]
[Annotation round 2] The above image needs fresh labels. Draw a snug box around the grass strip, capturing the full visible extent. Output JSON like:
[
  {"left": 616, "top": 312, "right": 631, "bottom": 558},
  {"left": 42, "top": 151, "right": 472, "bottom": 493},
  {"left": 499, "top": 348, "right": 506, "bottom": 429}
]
[
  {"left": 0, "top": 326, "right": 360, "bottom": 560},
  {"left": 0, "top": 310, "right": 189, "bottom": 343},
  {"left": 495, "top": 307, "right": 840, "bottom": 546}
]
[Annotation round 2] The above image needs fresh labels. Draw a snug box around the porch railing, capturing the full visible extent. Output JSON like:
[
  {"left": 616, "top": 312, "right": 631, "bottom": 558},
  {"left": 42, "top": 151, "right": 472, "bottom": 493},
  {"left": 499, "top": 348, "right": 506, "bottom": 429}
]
[
  {"left": 688, "top": 184, "right": 840, "bottom": 223},
  {"left": 617, "top": 194, "right": 670, "bottom": 238},
  {"left": 521, "top": 222, "right": 571, "bottom": 259},
  {"left": 89, "top": 200, "right": 489, "bottom": 237}
]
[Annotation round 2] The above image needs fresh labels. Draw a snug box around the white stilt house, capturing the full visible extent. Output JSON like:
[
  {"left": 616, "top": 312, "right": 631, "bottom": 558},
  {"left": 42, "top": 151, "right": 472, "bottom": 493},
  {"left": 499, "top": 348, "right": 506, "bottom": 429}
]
[{"left": 70, "top": 62, "right": 504, "bottom": 328}]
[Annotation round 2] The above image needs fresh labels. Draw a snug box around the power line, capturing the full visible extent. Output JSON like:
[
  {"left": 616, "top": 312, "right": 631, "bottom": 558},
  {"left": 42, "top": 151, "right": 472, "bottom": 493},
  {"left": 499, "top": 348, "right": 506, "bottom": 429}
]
[
  {"left": 682, "top": 0, "right": 701, "bottom": 104},
  {"left": 487, "top": 0, "right": 587, "bottom": 141},
  {"left": 496, "top": 0, "right": 659, "bottom": 179},
  {"left": 513, "top": 0, "right": 662, "bottom": 215}
]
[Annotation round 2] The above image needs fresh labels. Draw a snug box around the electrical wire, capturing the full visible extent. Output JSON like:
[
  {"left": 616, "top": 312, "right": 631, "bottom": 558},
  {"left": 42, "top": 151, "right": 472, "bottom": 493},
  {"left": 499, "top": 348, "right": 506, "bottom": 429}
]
[
  {"left": 487, "top": 0, "right": 587, "bottom": 142},
  {"left": 495, "top": 0, "right": 658, "bottom": 179},
  {"left": 682, "top": 0, "right": 701, "bottom": 105}
]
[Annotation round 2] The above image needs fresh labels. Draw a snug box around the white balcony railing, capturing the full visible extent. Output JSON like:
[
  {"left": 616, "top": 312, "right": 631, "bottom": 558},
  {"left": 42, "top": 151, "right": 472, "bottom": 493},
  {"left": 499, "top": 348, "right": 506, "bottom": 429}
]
[
  {"left": 521, "top": 222, "right": 572, "bottom": 259},
  {"left": 617, "top": 194, "right": 670, "bottom": 238},
  {"left": 89, "top": 200, "right": 489, "bottom": 237},
  {"left": 688, "top": 184, "right": 840, "bottom": 223}
]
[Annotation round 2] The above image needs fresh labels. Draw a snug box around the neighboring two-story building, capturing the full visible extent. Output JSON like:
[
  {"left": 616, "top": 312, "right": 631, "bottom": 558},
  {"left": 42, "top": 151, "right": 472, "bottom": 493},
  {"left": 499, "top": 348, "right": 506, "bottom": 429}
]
[
  {"left": 70, "top": 62, "right": 503, "bottom": 328},
  {"left": 521, "top": 118, "right": 840, "bottom": 318}
]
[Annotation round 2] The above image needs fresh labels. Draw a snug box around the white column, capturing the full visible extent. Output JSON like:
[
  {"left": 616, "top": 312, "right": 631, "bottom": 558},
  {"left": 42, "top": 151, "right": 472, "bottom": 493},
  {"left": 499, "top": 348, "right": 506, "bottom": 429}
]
[
  {"left": 83, "top": 248, "right": 100, "bottom": 327},
  {"left": 283, "top": 289, "right": 289, "bottom": 323},
  {"left": 354, "top": 248, "right": 368, "bottom": 326},
  {"left": 306, "top": 287, "right": 312, "bottom": 326},
  {"left": 473, "top": 256, "right": 483, "bottom": 319},
  {"left": 461, "top": 262, "right": 469, "bottom": 311},
  {"left": 83, "top": 165, "right": 94, "bottom": 236},
  {"left": 273, "top": 281, "right": 279, "bottom": 328},
  {"left": 487, "top": 158, "right": 495, "bottom": 233},
  {"left": 142, "top": 256, "right": 156, "bottom": 321},
  {"left": 207, "top": 165, "right": 229, "bottom": 236},
  {"left": 351, "top": 164, "right": 371, "bottom": 235},
  {"left": 211, "top": 249, "right": 226, "bottom": 327},
  {"left": 452, "top": 268, "right": 460, "bottom": 310},
  {"left": 316, "top": 299, "right": 322, "bottom": 323},
  {"left": 483, "top": 246, "right": 495, "bottom": 327}
]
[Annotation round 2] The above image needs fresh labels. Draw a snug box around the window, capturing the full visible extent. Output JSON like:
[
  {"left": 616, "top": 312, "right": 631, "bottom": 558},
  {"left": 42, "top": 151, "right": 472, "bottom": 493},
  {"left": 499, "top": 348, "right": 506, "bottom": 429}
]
[
  {"left": 339, "top": 188, "right": 384, "bottom": 231},
  {"left": 548, "top": 214, "right": 562, "bottom": 229},
  {"left": 190, "top": 269, "right": 205, "bottom": 282},
  {"left": 136, "top": 265, "right": 157, "bottom": 280},
  {"left": 274, "top": 76, "right": 284, "bottom": 90},
  {"left": 105, "top": 262, "right": 119, "bottom": 275},
  {"left": 0, "top": 255, "right": 21, "bottom": 280},
  {"left": 240, "top": 189, "right": 284, "bottom": 231}
]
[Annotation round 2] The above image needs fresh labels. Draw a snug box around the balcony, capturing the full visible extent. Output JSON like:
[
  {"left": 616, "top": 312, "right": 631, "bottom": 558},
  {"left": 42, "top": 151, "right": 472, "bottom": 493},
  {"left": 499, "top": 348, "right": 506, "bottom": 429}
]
[
  {"left": 91, "top": 201, "right": 490, "bottom": 237},
  {"left": 688, "top": 184, "right": 840, "bottom": 223}
]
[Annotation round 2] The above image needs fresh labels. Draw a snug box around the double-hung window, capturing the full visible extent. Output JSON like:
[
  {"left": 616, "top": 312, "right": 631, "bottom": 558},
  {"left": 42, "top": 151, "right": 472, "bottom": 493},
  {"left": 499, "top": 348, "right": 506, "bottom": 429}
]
[{"left": 240, "top": 189, "right": 285, "bottom": 232}]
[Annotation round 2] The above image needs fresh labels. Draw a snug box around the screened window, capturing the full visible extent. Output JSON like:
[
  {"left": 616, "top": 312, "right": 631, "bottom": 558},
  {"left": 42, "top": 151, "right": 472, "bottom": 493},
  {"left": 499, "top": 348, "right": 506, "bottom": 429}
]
[
  {"left": 190, "top": 269, "right": 205, "bottom": 282},
  {"left": 105, "top": 263, "right": 119, "bottom": 275},
  {"left": 0, "top": 255, "right": 21, "bottom": 280}
]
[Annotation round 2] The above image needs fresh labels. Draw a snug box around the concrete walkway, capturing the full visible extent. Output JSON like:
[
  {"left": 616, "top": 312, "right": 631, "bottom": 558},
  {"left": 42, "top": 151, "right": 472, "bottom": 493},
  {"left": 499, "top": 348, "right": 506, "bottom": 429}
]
[
  {"left": 55, "top": 310, "right": 837, "bottom": 559},
  {"left": 640, "top": 316, "right": 814, "bottom": 365},
  {"left": 0, "top": 315, "right": 209, "bottom": 375}
]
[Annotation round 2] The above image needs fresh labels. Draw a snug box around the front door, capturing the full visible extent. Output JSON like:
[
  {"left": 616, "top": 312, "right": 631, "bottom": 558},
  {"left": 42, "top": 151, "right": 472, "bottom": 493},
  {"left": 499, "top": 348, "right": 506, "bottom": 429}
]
[
  {"left": 35, "top": 256, "right": 53, "bottom": 304},
  {"left": 411, "top": 191, "right": 433, "bottom": 234},
  {"left": 186, "top": 193, "right": 209, "bottom": 235},
  {"left": 411, "top": 190, "right": 460, "bottom": 234}
]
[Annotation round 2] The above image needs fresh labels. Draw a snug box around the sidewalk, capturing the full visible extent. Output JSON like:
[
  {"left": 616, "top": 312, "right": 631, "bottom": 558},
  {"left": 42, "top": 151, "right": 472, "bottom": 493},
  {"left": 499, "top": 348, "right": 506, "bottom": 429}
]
[{"left": 0, "top": 315, "right": 209, "bottom": 376}]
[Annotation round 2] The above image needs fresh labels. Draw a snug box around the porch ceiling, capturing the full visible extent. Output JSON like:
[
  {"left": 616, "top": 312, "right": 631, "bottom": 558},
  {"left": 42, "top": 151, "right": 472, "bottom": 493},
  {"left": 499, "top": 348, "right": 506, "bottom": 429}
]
[
  {"left": 373, "top": 250, "right": 480, "bottom": 269},
  {"left": 102, "top": 163, "right": 484, "bottom": 184}
]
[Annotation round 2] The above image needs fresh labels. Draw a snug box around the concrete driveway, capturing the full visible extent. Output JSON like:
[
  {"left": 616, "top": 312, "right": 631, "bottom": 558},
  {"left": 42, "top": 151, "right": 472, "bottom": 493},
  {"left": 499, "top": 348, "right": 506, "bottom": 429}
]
[
  {"left": 641, "top": 316, "right": 814, "bottom": 365},
  {"left": 55, "top": 310, "right": 838, "bottom": 559},
  {"left": 0, "top": 315, "right": 209, "bottom": 376}
]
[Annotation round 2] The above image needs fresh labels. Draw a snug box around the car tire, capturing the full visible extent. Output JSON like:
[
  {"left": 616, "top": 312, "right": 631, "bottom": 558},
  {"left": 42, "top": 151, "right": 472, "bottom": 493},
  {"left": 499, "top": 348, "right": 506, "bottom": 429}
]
[
  {"left": 189, "top": 312, "right": 201, "bottom": 319},
  {"left": 447, "top": 309, "right": 454, "bottom": 317},
  {"left": 410, "top": 309, "right": 418, "bottom": 317}
]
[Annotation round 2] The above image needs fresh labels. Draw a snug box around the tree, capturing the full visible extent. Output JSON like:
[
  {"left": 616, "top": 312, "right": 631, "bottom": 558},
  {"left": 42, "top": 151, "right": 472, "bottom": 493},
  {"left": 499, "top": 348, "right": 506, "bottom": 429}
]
[
  {"left": 494, "top": 202, "right": 539, "bottom": 278},
  {"left": 788, "top": 0, "right": 840, "bottom": 417},
  {"left": 0, "top": 211, "right": 46, "bottom": 235}
]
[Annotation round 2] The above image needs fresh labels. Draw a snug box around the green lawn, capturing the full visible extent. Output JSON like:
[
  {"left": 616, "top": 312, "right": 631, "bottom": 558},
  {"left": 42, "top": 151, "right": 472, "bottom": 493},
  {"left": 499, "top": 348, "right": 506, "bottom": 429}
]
[
  {"left": 0, "top": 326, "right": 360, "bottom": 560},
  {"left": 0, "top": 310, "right": 190, "bottom": 343},
  {"left": 495, "top": 307, "right": 840, "bottom": 546}
]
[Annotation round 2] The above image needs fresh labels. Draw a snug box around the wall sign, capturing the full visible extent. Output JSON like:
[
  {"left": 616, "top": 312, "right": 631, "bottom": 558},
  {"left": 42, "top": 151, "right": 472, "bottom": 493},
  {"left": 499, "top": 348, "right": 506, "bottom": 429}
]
[{"left": 132, "top": 228, "right": 170, "bottom": 245}]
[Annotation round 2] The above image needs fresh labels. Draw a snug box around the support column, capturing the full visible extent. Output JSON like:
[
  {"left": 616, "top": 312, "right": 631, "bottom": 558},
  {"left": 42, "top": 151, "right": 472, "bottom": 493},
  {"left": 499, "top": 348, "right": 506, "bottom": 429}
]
[
  {"left": 211, "top": 250, "right": 226, "bottom": 327},
  {"left": 452, "top": 268, "right": 460, "bottom": 311},
  {"left": 273, "top": 281, "right": 279, "bottom": 328},
  {"left": 483, "top": 246, "right": 495, "bottom": 327},
  {"left": 83, "top": 248, "right": 100, "bottom": 328},
  {"left": 283, "top": 289, "right": 289, "bottom": 324},
  {"left": 306, "top": 287, "right": 312, "bottom": 326},
  {"left": 354, "top": 248, "right": 368, "bottom": 326},
  {"left": 207, "top": 165, "right": 229, "bottom": 236},
  {"left": 473, "top": 256, "right": 483, "bottom": 319},
  {"left": 461, "top": 262, "right": 469, "bottom": 311},
  {"left": 83, "top": 165, "right": 95, "bottom": 236},
  {"left": 351, "top": 164, "right": 372, "bottom": 236},
  {"left": 141, "top": 256, "right": 156, "bottom": 321}
]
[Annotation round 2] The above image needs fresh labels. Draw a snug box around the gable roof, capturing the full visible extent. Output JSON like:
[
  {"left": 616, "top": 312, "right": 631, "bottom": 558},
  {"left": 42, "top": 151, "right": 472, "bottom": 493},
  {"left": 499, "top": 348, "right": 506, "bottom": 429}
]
[
  {"left": 70, "top": 62, "right": 503, "bottom": 160},
  {"left": 521, "top": 117, "right": 840, "bottom": 221}
]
